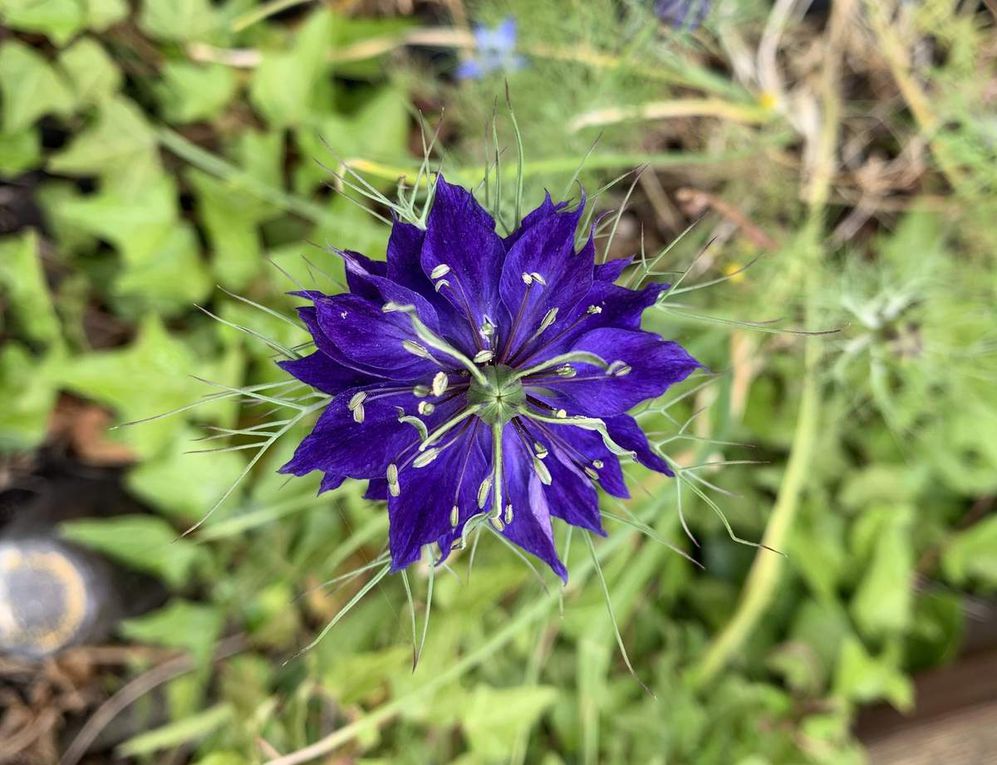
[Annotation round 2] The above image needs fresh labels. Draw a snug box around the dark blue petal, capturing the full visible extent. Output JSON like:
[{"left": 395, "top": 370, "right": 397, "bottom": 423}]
[
  {"left": 527, "top": 328, "right": 699, "bottom": 415},
  {"left": 280, "top": 385, "right": 467, "bottom": 488},
  {"left": 594, "top": 257, "right": 631, "bottom": 282},
  {"left": 509, "top": 279, "right": 667, "bottom": 367},
  {"left": 420, "top": 176, "right": 506, "bottom": 344},
  {"left": 388, "top": 422, "right": 488, "bottom": 570},
  {"left": 498, "top": 425, "right": 567, "bottom": 581},
  {"left": 499, "top": 199, "right": 592, "bottom": 359},
  {"left": 605, "top": 414, "right": 673, "bottom": 475},
  {"left": 520, "top": 417, "right": 628, "bottom": 499},
  {"left": 365, "top": 479, "right": 389, "bottom": 500},
  {"left": 503, "top": 192, "right": 568, "bottom": 250},
  {"left": 314, "top": 293, "right": 438, "bottom": 380},
  {"left": 277, "top": 351, "right": 372, "bottom": 396},
  {"left": 338, "top": 248, "right": 441, "bottom": 332}
]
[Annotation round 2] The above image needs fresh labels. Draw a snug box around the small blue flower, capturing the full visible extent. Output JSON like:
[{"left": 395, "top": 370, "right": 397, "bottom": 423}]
[
  {"left": 457, "top": 17, "right": 526, "bottom": 80},
  {"left": 279, "top": 177, "right": 699, "bottom": 580},
  {"left": 654, "top": 0, "right": 711, "bottom": 29}
]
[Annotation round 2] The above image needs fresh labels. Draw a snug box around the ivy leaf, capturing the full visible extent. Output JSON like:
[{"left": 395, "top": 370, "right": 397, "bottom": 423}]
[
  {"left": 156, "top": 61, "right": 238, "bottom": 124},
  {"left": 0, "top": 40, "right": 75, "bottom": 132},
  {"left": 0, "top": 0, "right": 84, "bottom": 45},
  {"left": 138, "top": 0, "right": 219, "bottom": 42},
  {"left": 59, "top": 38, "right": 121, "bottom": 105},
  {"left": 0, "top": 129, "right": 41, "bottom": 175},
  {"left": 60, "top": 515, "right": 201, "bottom": 588},
  {"left": 942, "top": 515, "right": 997, "bottom": 590},
  {"left": 833, "top": 636, "right": 913, "bottom": 712},
  {"left": 0, "top": 230, "right": 62, "bottom": 346},
  {"left": 54, "top": 314, "right": 205, "bottom": 456},
  {"left": 49, "top": 97, "right": 161, "bottom": 193},
  {"left": 249, "top": 8, "right": 333, "bottom": 127},
  {"left": 461, "top": 685, "right": 558, "bottom": 760},
  {"left": 0, "top": 344, "right": 62, "bottom": 450}
]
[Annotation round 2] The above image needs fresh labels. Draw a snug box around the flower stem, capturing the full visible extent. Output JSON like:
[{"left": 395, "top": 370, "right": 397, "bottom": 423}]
[{"left": 491, "top": 423, "right": 504, "bottom": 521}]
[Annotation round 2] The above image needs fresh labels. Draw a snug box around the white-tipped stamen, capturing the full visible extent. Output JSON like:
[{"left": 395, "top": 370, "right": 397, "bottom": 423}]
[
  {"left": 412, "top": 448, "right": 440, "bottom": 468},
  {"left": 504, "top": 504, "right": 513, "bottom": 524},
  {"left": 403, "top": 340, "right": 431, "bottom": 359},
  {"left": 397, "top": 413, "right": 429, "bottom": 440},
  {"left": 614, "top": 364, "right": 632, "bottom": 377},
  {"left": 418, "top": 401, "right": 435, "bottom": 416},
  {"left": 430, "top": 263, "right": 451, "bottom": 279},
  {"left": 521, "top": 272, "right": 534, "bottom": 286},
  {"left": 480, "top": 316, "right": 495, "bottom": 338},
  {"left": 533, "top": 442, "right": 548, "bottom": 460},
  {"left": 387, "top": 463, "right": 400, "bottom": 497},
  {"left": 556, "top": 364, "right": 576, "bottom": 378},
  {"left": 412, "top": 385, "right": 430, "bottom": 397},
  {"left": 530, "top": 272, "right": 546, "bottom": 286},
  {"left": 477, "top": 476, "right": 493, "bottom": 509},
  {"left": 555, "top": 409, "right": 567, "bottom": 419},
  {"left": 490, "top": 516, "right": 506, "bottom": 531},
  {"left": 592, "top": 459, "right": 604, "bottom": 469},
  {"left": 432, "top": 371, "right": 448, "bottom": 397},
  {"left": 473, "top": 350, "right": 495, "bottom": 364},
  {"left": 538, "top": 307, "right": 558, "bottom": 333},
  {"left": 450, "top": 505, "right": 459, "bottom": 528},
  {"left": 511, "top": 350, "right": 612, "bottom": 381},
  {"left": 533, "top": 458, "right": 552, "bottom": 485},
  {"left": 585, "top": 466, "right": 599, "bottom": 480},
  {"left": 586, "top": 304, "right": 603, "bottom": 315},
  {"left": 435, "top": 279, "right": 450, "bottom": 292},
  {"left": 352, "top": 404, "right": 365, "bottom": 424},
  {"left": 348, "top": 391, "right": 367, "bottom": 410}
]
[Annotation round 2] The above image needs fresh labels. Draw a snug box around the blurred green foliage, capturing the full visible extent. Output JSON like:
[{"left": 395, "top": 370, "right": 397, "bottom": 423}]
[{"left": 0, "top": 0, "right": 995, "bottom": 763}]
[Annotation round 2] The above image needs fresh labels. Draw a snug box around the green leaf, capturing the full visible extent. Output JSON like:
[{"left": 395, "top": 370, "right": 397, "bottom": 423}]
[
  {"left": 293, "top": 87, "right": 409, "bottom": 193},
  {"left": 0, "top": 344, "right": 61, "bottom": 451},
  {"left": 120, "top": 599, "right": 223, "bottom": 665},
  {"left": 59, "top": 38, "right": 121, "bottom": 105},
  {"left": 0, "top": 40, "right": 75, "bottom": 132},
  {"left": 249, "top": 8, "right": 333, "bottom": 128},
  {"left": 85, "top": 0, "right": 128, "bottom": 30},
  {"left": 138, "top": 0, "right": 219, "bottom": 42},
  {"left": 112, "top": 222, "right": 212, "bottom": 316},
  {"left": 0, "top": 129, "right": 41, "bottom": 174},
  {"left": 55, "top": 174, "right": 177, "bottom": 265},
  {"left": 54, "top": 314, "right": 204, "bottom": 456},
  {"left": 156, "top": 61, "right": 238, "bottom": 124},
  {"left": 127, "top": 427, "right": 246, "bottom": 522},
  {"left": 48, "top": 97, "right": 161, "bottom": 193},
  {"left": 942, "top": 515, "right": 997, "bottom": 589},
  {"left": 188, "top": 170, "right": 265, "bottom": 290},
  {"left": 118, "top": 704, "right": 233, "bottom": 758},
  {"left": 60, "top": 514, "right": 201, "bottom": 588},
  {"left": 461, "top": 685, "right": 558, "bottom": 760},
  {"left": 850, "top": 505, "right": 914, "bottom": 638},
  {"left": 833, "top": 636, "right": 913, "bottom": 712},
  {"left": 0, "top": 230, "right": 62, "bottom": 345},
  {"left": 0, "top": 0, "right": 84, "bottom": 45}
]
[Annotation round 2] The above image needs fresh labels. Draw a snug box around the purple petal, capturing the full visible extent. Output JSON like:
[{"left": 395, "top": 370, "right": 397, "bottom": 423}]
[
  {"left": 277, "top": 351, "right": 372, "bottom": 396},
  {"left": 420, "top": 176, "right": 506, "bottom": 343},
  {"left": 314, "top": 293, "right": 438, "bottom": 380},
  {"left": 498, "top": 425, "right": 567, "bottom": 581},
  {"left": 338, "top": 248, "right": 441, "bottom": 332},
  {"left": 604, "top": 414, "right": 673, "bottom": 475},
  {"left": 521, "top": 417, "right": 628, "bottom": 499},
  {"left": 527, "top": 328, "right": 699, "bottom": 415},
  {"left": 503, "top": 192, "right": 568, "bottom": 250},
  {"left": 594, "top": 257, "right": 631, "bottom": 282},
  {"left": 499, "top": 197, "right": 592, "bottom": 359},
  {"left": 365, "top": 479, "right": 389, "bottom": 500},
  {"left": 388, "top": 422, "right": 488, "bottom": 570},
  {"left": 280, "top": 385, "right": 467, "bottom": 488}
]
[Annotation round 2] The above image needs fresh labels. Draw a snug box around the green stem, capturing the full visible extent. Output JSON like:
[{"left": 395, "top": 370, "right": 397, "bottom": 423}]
[{"left": 492, "top": 423, "right": 504, "bottom": 521}]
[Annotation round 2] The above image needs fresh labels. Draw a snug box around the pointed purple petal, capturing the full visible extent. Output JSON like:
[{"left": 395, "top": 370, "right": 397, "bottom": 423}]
[
  {"left": 420, "top": 176, "right": 506, "bottom": 343},
  {"left": 277, "top": 351, "right": 372, "bottom": 396},
  {"left": 605, "top": 414, "right": 673, "bottom": 475},
  {"left": 527, "top": 328, "right": 700, "bottom": 415},
  {"left": 498, "top": 425, "right": 567, "bottom": 581}
]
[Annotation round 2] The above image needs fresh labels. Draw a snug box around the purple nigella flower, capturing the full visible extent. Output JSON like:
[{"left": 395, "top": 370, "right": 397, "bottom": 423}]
[
  {"left": 456, "top": 17, "right": 525, "bottom": 80},
  {"left": 654, "top": 0, "right": 710, "bottom": 29},
  {"left": 279, "top": 177, "right": 699, "bottom": 580}
]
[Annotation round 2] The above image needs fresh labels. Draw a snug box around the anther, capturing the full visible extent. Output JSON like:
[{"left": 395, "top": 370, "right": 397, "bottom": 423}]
[
  {"left": 403, "top": 340, "right": 431, "bottom": 359},
  {"left": 477, "top": 476, "right": 493, "bottom": 509},
  {"left": 504, "top": 504, "right": 513, "bottom": 524},
  {"left": 556, "top": 365, "right": 576, "bottom": 377},
  {"left": 586, "top": 305, "right": 602, "bottom": 314},
  {"left": 387, "top": 464, "right": 400, "bottom": 497},
  {"left": 450, "top": 505, "right": 460, "bottom": 528},
  {"left": 418, "top": 401, "right": 435, "bottom": 416},
  {"left": 430, "top": 264, "right": 451, "bottom": 279},
  {"left": 432, "top": 371, "right": 448, "bottom": 397},
  {"left": 473, "top": 350, "right": 495, "bottom": 364},
  {"left": 538, "top": 307, "right": 558, "bottom": 333},
  {"left": 412, "top": 448, "right": 440, "bottom": 468}
]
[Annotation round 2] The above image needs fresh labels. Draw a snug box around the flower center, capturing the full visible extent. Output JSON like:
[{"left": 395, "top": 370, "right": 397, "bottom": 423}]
[{"left": 467, "top": 364, "right": 526, "bottom": 425}]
